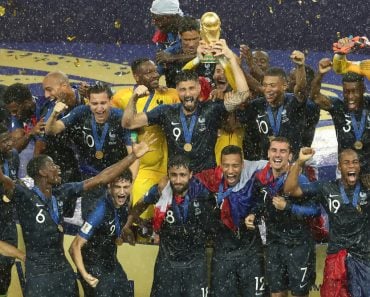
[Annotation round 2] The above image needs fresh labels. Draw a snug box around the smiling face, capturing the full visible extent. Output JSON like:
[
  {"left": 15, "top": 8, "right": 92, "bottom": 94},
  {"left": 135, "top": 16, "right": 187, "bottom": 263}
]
[
  {"left": 262, "top": 76, "right": 287, "bottom": 107},
  {"left": 109, "top": 178, "right": 132, "bottom": 208},
  {"left": 41, "top": 157, "right": 62, "bottom": 185},
  {"left": 89, "top": 91, "right": 111, "bottom": 124},
  {"left": 176, "top": 79, "right": 201, "bottom": 114},
  {"left": 343, "top": 81, "right": 364, "bottom": 111},
  {"left": 268, "top": 140, "right": 292, "bottom": 175},
  {"left": 134, "top": 60, "right": 160, "bottom": 92},
  {"left": 168, "top": 165, "right": 192, "bottom": 196},
  {"left": 338, "top": 150, "right": 360, "bottom": 187},
  {"left": 221, "top": 153, "right": 243, "bottom": 187},
  {"left": 0, "top": 131, "right": 13, "bottom": 156},
  {"left": 213, "top": 64, "right": 229, "bottom": 92}
]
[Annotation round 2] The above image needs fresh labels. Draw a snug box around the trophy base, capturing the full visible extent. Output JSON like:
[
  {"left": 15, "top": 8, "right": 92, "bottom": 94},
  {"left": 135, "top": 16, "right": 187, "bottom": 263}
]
[{"left": 201, "top": 53, "right": 218, "bottom": 64}]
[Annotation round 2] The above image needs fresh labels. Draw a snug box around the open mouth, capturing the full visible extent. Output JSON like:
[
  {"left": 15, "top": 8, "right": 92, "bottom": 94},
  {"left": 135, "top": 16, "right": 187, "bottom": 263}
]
[
  {"left": 272, "top": 158, "right": 282, "bottom": 165},
  {"left": 184, "top": 97, "right": 194, "bottom": 103},
  {"left": 347, "top": 171, "right": 357, "bottom": 182}
]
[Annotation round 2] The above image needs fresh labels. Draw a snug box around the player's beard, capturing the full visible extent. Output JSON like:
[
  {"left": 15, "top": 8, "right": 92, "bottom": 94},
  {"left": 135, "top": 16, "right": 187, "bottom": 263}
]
[
  {"left": 171, "top": 182, "right": 189, "bottom": 196},
  {"left": 182, "top": 96, "right": 198, "bottom": 113}
]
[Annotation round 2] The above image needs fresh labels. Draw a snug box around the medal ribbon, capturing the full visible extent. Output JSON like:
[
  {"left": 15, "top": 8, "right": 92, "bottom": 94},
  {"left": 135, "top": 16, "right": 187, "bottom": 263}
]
[
  {"left": 114, "top": 208, "right": 121, "bottom": 238},
  {"left": 172, "top": 194, "right": 190, "bottom": 224},
  {"left": 91, "top": 116, "right": 109, "bottom": 154},
  {"left": 266, "top": 169, "right": 287, "bottom": 196},
  {"left": 32, "top": 186, "right": 60, "bottom": 226},
  {"left": 133, "top": 85, "right": 155, "bottom": 113},
  {"left": 217, "top": 179, "right": 233, "bottom": 206},
  {"left": 350, "top": 110, "right": 366, "bottom": 141},
  {"left": 339, "top": 182, "right": 361, "bottom": 208},
  {"left": 180, "top": 108, "right": 198, "bottom": 144},
  {"left": 267, "top": 105, "right": 284, "bottom": 136},
  {"left": 2, "top": 159, "right": 9, "bottom": 176}
]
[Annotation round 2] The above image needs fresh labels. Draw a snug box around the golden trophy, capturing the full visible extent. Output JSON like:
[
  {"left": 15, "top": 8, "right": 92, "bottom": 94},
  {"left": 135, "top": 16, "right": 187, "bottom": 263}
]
[{"left": 200, "top": 12, "right": 221, "bottom": 63}]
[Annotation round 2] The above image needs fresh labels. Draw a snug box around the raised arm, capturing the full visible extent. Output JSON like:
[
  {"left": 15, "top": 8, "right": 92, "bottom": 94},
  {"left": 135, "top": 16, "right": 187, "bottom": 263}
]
[
  {"left": 69, "top": 236, "right": 99, "bottom": 288},
  {"left": 0, "top": 240, "right": 25, "bottom": 261},
  {"left": 283, "top": 147, "right": 315, "bottom": 197},
  {"left": 239, "top": 44, "right": 265, "bottom": 83},
  {"left": 290, "top": 50, "right": 307, "bottom": 103},
  {"left": 310, "top": 58, "right": 333, "bottom": 111},
  {"left": 82, "top": 133, "right": 156, "bottom": 191},
  {"left": 45, "top": 101, "right": 67, "bottom": 135},
  {"left": 121, "top": 86, "right": 150, "bottom": 129},
  {"left": 213, "top": 39, "right": 250, "bottom": 111}
]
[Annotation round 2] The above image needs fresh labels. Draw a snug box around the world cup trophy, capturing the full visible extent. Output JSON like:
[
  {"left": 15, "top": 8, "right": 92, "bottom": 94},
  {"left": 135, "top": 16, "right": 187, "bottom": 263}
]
[{"left": 199, "top": 12, "right": 221, "bottom": 63}]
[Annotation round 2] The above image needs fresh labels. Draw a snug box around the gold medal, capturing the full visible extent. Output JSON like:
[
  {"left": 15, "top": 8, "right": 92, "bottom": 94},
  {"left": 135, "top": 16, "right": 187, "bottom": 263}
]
[
  {"left": 2, "top": 195, "right": 10, "bottom": 203},
  {"left": 115, "top": 237, "right": 124, "bottom": 246},
  {"left": 57, "top": 224, "right": 64, "bottom": 233},
  {"left": 95, "top": 151, "right": 104, "bottom": 159},
  {"left": 183, "top": 143, "right": 192, "bottom": 152},
  {"left": 353, "top": 140, "right": 363, "bottom": 150}
]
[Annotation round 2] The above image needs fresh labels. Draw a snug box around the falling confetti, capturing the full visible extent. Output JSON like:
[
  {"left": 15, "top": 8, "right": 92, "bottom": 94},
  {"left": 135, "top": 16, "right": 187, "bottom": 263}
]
[
  {"left": 316, "top": 14, "right": 320, "bottom": 18},
  {"left": 277, "top": 0, "right": 282, "bottom": 4},
  {"left": 268, "top": 5, "right": 273, "bottom": 14},
  {"left": 67, "top": 35, "right": 76, "bottom": 42},
  {"left": 305, "top": 20, "right": 310, "bottom": 25},
  {"left": 298, "top": 0, "right": 303, "bottom": 5},
  {"left": 74, "top": 58, "right": 81, "bottom": 67},
  {"left": 19, "top": 69, "right": 27, "bottom": 75},
  {"left": 0, "top": 5, "right": 5, "bottom": 16},
  {"left": 114, "top": 19, "right": 121, "bottom": 29},
  {"left": 337, "top": 32, "right": 341, "bottom": 38}
]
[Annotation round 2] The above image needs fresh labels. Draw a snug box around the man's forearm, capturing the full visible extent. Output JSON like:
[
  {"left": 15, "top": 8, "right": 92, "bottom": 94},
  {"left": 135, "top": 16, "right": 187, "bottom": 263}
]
[
  {"left": 45, "top": 111, "right": 59, "bottom": 135},
  {"left": 283, "top": 161, "right": 304, "bottom": 196},
  {"left": 294, "top": 64, "right": 307, "bottom": 102},
  {"left": 121, "top": 94, "right": 138, "bottom": 128}
]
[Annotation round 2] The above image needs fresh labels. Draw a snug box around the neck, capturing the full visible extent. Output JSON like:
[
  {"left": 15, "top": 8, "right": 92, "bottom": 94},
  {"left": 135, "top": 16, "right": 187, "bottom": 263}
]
[
  {"left": 272, "top": 166, "right": 288, "bottom": 179},
  {"left": 35, "top": 179, "right": 53, "bottom": 198},
  {"left": 341, "top": 179, "right": 356, "bottom": 189},
  {"left": 182, "top": 106, "right": 196, "bottom": 116},
  {"left": 269, "top": 95, "right": 284, "bottom": 108}
]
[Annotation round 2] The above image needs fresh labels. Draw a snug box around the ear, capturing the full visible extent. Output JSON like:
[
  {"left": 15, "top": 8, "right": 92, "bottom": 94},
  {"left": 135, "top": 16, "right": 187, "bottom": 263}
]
[
  {"left": 288, "top": 152, "right": 293, "bottom": 162},
  {"left": 38, "top": 167, "right": 48, "bottom": 178},
  {"left": 189, "top": 171, "right": 193, "bottom": 179},
  {"left": 133, "top": 73, "right": 140, "bottom": 83}
]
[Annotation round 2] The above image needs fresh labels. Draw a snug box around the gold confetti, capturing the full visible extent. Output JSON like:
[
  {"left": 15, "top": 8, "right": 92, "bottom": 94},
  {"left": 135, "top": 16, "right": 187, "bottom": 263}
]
[
  {"left": 316, "top": 14, "right": 320, "bottom": 18},
  {"left": 67, "top": 35, "right": 76, "bottom": 42},
  {"left": 277, "top": 0, "right": 282, "bottom": 4},
  {"left": 0, "top": 6, "right": 5, "bottom": 16},
  {"left": 74, "top": 58, "right": 80, "bottom": 67},
  {"left": 298, "top": 0, "right": 303, "bottom": 4},
  {"left": 337, "top": 32, "right": 341, "bottom": 38},
  {"left": 116, "top": 40, "right": 122, "bottom": 47},
  {"left": 268, "top": 5, "right": 273, "bottom": 14},
  {"left": 114, "top": 19, "right": 121, "bottom": 29},
  {"left": 12, "top": 9, "right": 16, "bottom": 16},
  {"left": 305, "top": 20, "right": 310, "bottom": 24},
  {"left": 19, "top": 69, "right": 26, "bottom": 75},
  {"left": 312, "top": 0, "right": 318, "bottom": 2}
]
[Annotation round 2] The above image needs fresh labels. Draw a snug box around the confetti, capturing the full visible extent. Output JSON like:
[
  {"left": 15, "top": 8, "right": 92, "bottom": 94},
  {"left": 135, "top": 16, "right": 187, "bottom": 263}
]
[
  {"left": 316, "top": 14, "right": 320, "bottom": 18},
  {"left": 312, "top": 0, "right": 318, "bottom": 2},
  {"left": 114, "top": 19, "right": 121, "bottom": 29},
  {"left": 268, "top": 5, "right": 273, "bottom": 14},
  {"left": 337, "top": 32, "right": 341, "bottom": 38},
  {"left": 19, "top": 69, "right": 27, "bottom": 75},
  {"left": 298, "top": 0, "right": 303, "bottom": 4},
  {"left": 67, "top": 35, "right": 76, "bottom": 42},
  {"left": 0, "top": 6, "right": 5, "bottom": 16},
  {"left": 305, "top": 20, "right": 310, "bottom": 25},
  {"left": 277, "top": 0, "right": 282, "bottom": 4},
  {"left": 74, "top": 58, "right": 81, "bottom": 67}
]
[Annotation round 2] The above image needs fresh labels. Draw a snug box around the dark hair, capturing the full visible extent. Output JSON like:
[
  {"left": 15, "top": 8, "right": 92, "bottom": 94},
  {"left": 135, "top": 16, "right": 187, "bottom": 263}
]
[
  {"left": 27, "top": 154, "right": 51, "bottom": 179},
  {"left": 221, "top": 145, "right": 243, "bottom": 160},
  {"left": 175, "top": 70, "right": 199, "bottom": 85},
  {"left": 338, "top": 148, "right": 359, "bottom": 163},
  {"left": 3, "top": 83, "right": 32, "bottom": 105},
  {"left": 131, "top": 58, "right": 151, "bottom": 74},
  {"left": 87, "top": 82, "right": 113, "bottom": 99},
  {"left": 265, "top": 67, "right": 287, "bottom": 81},
  {"left": 168, "top": 155, "right": 192, "bottom": 171},
  {"left": 342, "top": 72, "right": 364, "bottom": 84},
  {"left": 114, "top": 169, "right": 133, "bottom": 183},
  {"left": 269, "top": 136, "right": 291, "bottom": 151},
  {"left": 179, "top": 16, "right": 200, "bottom": 34}
]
